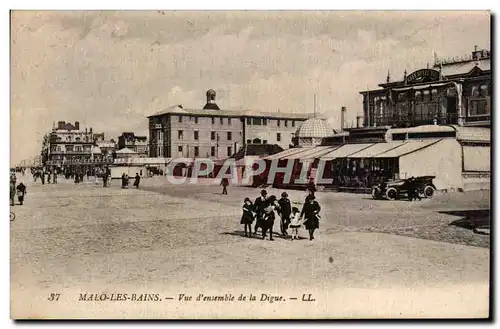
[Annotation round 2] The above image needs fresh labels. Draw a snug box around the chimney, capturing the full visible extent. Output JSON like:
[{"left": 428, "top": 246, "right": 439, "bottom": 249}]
[
  {"left": 89, "top": 127, "right": 93, "bottom": 133},
  {"left": 75, "top": 121, "right": 80, "bottom": 130},
  {"left": 58, "top": 121, "right": 65, "bottom": 130},
  {"left": 341, "top": 106, "right": 346, "bottom": 130}
]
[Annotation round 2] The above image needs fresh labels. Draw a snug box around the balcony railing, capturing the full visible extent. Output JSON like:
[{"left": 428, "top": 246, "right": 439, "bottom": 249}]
[{"left": 372, "top": 113, "right": 459, "bottom": 128}]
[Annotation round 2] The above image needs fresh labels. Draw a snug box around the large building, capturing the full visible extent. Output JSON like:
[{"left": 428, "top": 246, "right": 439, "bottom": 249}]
[
  {"left": 360, "top": 47, "right": 491, "bottom": 128},
  {"left": 118, "top": 132, "right": 148, "bottom": 157},
  {"left": 147, "top": 90, "right": 313, "bottom": 159},
  {"left": 43, "top": 121, "right": 95, "bottom": 167}
]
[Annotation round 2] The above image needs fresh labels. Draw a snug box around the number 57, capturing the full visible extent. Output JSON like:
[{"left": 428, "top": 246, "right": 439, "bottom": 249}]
[{"left": 48, "top": 293, "right": 60, "bottom": 301}]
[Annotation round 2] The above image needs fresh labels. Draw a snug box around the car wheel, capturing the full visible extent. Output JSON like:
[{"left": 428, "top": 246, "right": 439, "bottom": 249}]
[
  {"left": 423, "top": 185, "right": 435, "bottom": 198},
  {"left": 385, "top": 187, "right": 398, "bottom": 200},
  {"left": 371, "top": 187, "right": 381, "bottom": 199}
]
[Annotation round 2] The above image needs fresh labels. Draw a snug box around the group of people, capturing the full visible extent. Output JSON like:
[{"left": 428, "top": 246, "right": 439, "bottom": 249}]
[
  {"left": 9, "top": 173, "right": 26, "bottom": 207},
  {"left": 241, "top": 188, "right": 321, "bottom": 241},
  {"left": 121, "top": 173, "right": 141, "bottom": 189},
  {"left": 32, "top": 168, "right": 58, "bottom": 185}
]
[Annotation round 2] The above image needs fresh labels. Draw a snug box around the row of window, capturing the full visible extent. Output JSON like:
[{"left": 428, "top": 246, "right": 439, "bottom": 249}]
[
  {"left": 51, "top": 145, "right": 90, "bottom": 152},
  {"left": 175, "top": 115, "right": 297, "bottom": 127},
  {"left": 55, "top": 136, "right": 91, "bottom": 142},
  {"left": 177, "top": 130, "right": 233, "bottom": 141},
  {"left": 373, "top": 84, "right": 490, "bottom": 104},
  {"left": 177, "top": 146, "right": 233, "bottom": 157}
]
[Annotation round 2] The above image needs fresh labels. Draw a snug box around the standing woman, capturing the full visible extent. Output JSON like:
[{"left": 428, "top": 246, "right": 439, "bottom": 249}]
[
  {"left": 300, "top": 195, "right": 321, "bottom": 241},
  {"left": 241, "top": 197, "right": 255, "bottom": 238}
]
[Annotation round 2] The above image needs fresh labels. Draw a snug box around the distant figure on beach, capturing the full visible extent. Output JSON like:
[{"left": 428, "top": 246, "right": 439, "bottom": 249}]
[
  {"left": 16, "top": 182, "right": 27, "bottom": 205},
  {"left": 300, "top": 195, "right": 321, "bottom": 241},
  {"left": 220, "top": 177, "right": 229, "bottom": 195},
  {"left": 133, "top": 173, "right": 140, "bottom": 188}
]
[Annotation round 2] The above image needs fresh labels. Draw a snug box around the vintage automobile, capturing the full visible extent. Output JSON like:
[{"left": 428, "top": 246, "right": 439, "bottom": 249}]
[{"left": 371, "top": 176, "right": 437, "bottom": 200}]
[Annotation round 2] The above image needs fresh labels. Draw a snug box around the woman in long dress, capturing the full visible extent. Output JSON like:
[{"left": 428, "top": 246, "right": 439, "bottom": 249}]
[{"left": 300, "top": 195, "right": 321, "bottom": 241}]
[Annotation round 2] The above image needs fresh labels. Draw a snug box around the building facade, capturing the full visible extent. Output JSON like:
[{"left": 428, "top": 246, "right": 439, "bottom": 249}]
[
  {"left": 148, "top": 90, "right": 313, "bottom": 159},
  {"left": 118, "top": 132, "right": 148, "bottom": 157},
  {"left": 43, "top": 121, "right": 96, "bottom": 167},
  {"left": 360, "top": 47, "right": 491, "bottom": 129}
]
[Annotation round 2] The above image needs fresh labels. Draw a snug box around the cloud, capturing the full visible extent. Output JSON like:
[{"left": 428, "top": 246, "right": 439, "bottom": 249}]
[{"left": 10, "top": 10, "right": 490, "bottom": 165}]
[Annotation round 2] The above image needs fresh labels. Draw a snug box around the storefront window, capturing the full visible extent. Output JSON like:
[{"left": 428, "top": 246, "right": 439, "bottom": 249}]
[
  {"left": 415, "top": 91, "right": 423, "bottom": 102},
  {"left": 423, "top": 90, "right": 431, "bottom": 102}
]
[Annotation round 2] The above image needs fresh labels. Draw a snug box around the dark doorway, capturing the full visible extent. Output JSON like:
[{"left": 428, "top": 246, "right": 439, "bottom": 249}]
[{"left": 446, "top": 88, "right": 458, "bottom": 124}]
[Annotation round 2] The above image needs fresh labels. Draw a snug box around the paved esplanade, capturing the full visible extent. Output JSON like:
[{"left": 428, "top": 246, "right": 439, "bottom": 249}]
[{"left": 10, "top": 174, "right": 490, "bottom": 318}]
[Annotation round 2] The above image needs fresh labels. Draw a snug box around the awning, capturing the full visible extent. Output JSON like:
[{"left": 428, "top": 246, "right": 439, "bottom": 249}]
[
  {"left": 392, "top": 82, "right": 452, "bottom": 92},
  {"left": 320, "top": 143, "right": 375, "bottom": 160},
  {"left": 284, "top": 146, "right": 338, "bottom": 160},
  {"left": 374, "top": 139, "right": 442, "bottom": 158},
  {"left": 347, "top": 141, "right": 406, "bottom": 158},
  {"left": 264, "top": 147, "right": 312, "bottom": 160}
]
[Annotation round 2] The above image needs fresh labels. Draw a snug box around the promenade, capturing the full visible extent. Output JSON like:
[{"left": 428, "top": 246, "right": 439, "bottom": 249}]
[{"left": 10, "top": 174, "right": 490, "bottom": 319}]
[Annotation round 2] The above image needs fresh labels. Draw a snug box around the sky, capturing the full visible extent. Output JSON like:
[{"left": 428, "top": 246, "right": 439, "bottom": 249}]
[{"left": 10, "top": 10, "right": 490, "bottom": 165}]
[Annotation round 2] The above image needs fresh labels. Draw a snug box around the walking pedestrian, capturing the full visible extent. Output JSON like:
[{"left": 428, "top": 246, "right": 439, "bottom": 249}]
[
  {"left": 261, "top": 195, "right": 279, "bottom": 241},
  {"left": 278, "top": 192, "right": 291, "bottom": 237},
  {"left": 16, "top": 182, "right": 26, "bottom": 205},
  {"left": 306, "top": 178, "right": 316, "bottom": 198},
  {"left": 53, "top": 170, "right": 58, "bottom": 184},
  {"left": 289, "top": 207, "right": 302, "bottom": 240},
  {"left": 300, "top": 195, "right": 321, "bottom": 241},
  {"left": 253, "top": 189, "right": 268, "bottom": 235},
  {"left": 133, "top": 173, "right": 140, "bottom": 188},
  {"left": 220, "top": 177, "right": 229, "bottom": 195},
  {"left": 241, "top": 197, "right": 255, "bottom": 238}
]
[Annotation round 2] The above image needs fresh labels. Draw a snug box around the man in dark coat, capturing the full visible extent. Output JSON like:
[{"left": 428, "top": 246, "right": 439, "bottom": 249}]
[
  {"left": 220, "top": 177, "right": 229, "bottom": 195},
  {"left": 16, "top": 182, "right": 27, "bottom": 205},
  {"left": 133, "top": 173, "right": 141, "bottom": 188},
  {"left": 261, "top": 195, "right": 278, "bottom": 241},
  {"left": 277, "top": 192, "right": 292, "bottom": 237},
  {"left": 253, "top": 189, "right": 268, "bottom": 235},
  {"left": 306, "top": 179, "right": 317, "bottom": 198},
  {"left": 300, "top": 195, "right": 321, "bottom": 241}
]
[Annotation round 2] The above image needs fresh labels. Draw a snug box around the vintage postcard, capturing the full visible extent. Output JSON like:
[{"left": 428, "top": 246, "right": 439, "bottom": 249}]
[{"left": 10, "top": 10, "right": 491, "bottom": 319}]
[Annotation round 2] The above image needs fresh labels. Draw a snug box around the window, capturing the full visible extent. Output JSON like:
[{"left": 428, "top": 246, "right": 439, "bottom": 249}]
[
  {"left": 75, "top": 137, "right": 81, "bottom": 142},
  {"left": 263, "top": 118, "right": 267, "bottom": 126},
  {"left": 194, "top": 116, "right": 198, "bottom": 124},
  {"left": 178, "top": 146, "right": 183, "bottom": 152},
  {"left": 277, "top": 133, "right": 281, "bottom": 142},
  {"left": 277, "top": 119, "right": 281, "bottom": 127},
  {"left": 56, "top": 146, "right": 61, "bottom": 152},
  {"left": 178, "top": 130, "right": 184, "bottom": 140},
  {"left": 227, "top": 132, "right": 232, "bottom": 140},
  {"left": 423, "top": 90, "right": 431, "bottom": 102},
  {"left": 415, "top": 91, "right": 423, "bottom": 102},
  {"left": 246, "top": 139, "right": 251, "bottom": 144},
  {"left": 211, "top": 146, "right": 215, "bottom": 157},
  {"left": 211, "top": 132, "right": 216, "bottom": 140},
  {"left": 398, "top": 92, "right": 406, "bottom": 101},
  {"left": 75, "top": 146, "right": 82, "bottom": 152},
  {"left": 246, "top": 118, "right": 251, "bottom": 125},
  {"left": 156, "top": 130, "right": 162, "bottom": 141},
  {"left": 227, "top": 146, "right": 232, "bottom": 156},
  {"left": 194, "top": 131, "right": 199, "bottom": 140},
  {"left": 480, "top": 84, "right": 489, "bottom": 97},
  {"left": 178, "top": 116, "right": 183, "bottom": 123},
  {"left": 252, "top": 118, "right": 262, "bottom": 125},
  {"left": 194, "top": 146, "right": 199, "bottom": 157},
  {"left": 263, "top": 140, "right": 268, "bottom": 144},
  {"left": 284, "top": 120, "right": 288, "bottom": 127},
  {"left": 228, "top": 118, "right": 232, "bottom": 125},
  {"left": 212, "top": 117, "right": 215, "bottom": 124},
  {"left": 220, "top": 117, "right": 224, "bottom": 125}
]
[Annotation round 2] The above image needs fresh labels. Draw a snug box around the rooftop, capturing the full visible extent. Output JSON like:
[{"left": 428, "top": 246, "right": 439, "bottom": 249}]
[{"left": 148, "top": 105, "right": 314, "bottom": 120}]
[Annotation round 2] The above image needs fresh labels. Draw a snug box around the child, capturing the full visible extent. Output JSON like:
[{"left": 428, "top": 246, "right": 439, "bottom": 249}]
[
  {"left": 289, "top": 207, "right": 301, "bottom": 240},
  {"left": 241, "top": 197, "right": 255, "bottom": 237}
]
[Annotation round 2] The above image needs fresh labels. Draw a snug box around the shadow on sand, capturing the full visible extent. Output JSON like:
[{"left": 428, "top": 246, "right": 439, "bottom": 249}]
[
  {"left": 442, "top": 209, "right": 490, "bottom": 235},
  {"left": 221, "top": 231, "right": 308, "bottom": 240}
]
